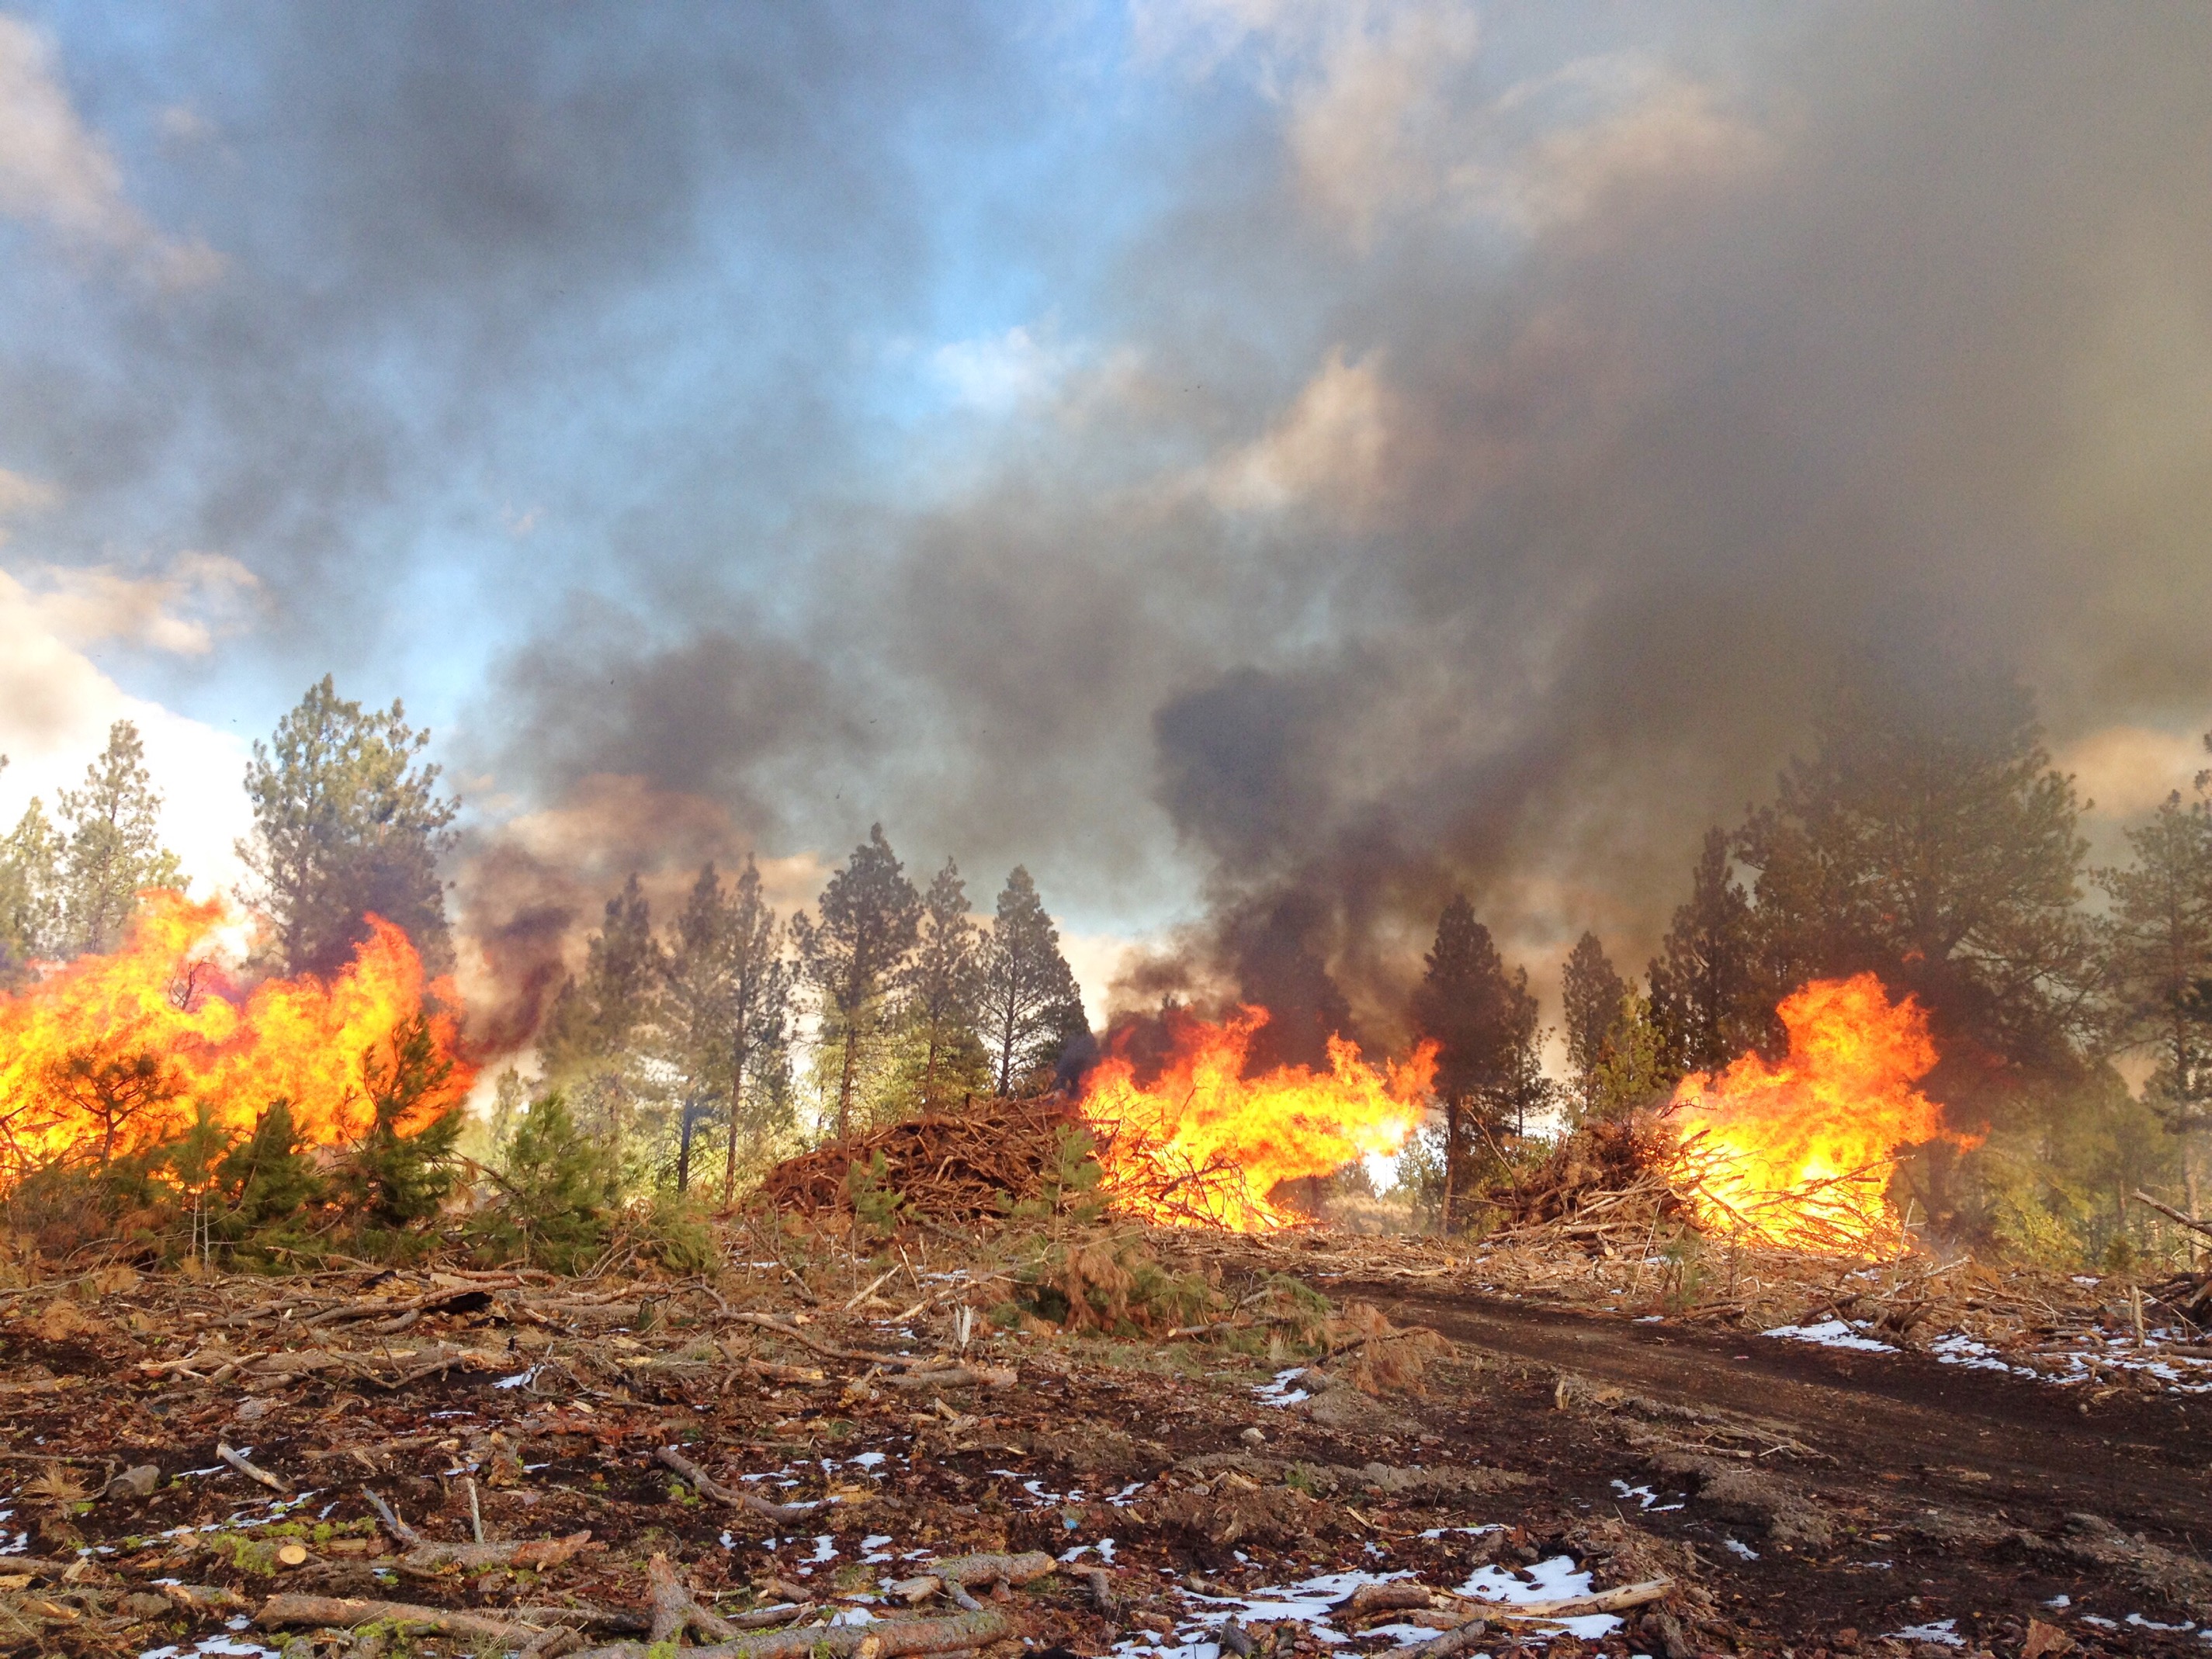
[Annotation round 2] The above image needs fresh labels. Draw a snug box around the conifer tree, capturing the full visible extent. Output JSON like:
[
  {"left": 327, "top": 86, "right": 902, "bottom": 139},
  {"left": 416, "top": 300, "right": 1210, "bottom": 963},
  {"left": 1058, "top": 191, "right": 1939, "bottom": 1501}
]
[
  {"left": 719, "top": 857, "right": 792, "bottom": 1201},
  {"left": 1647, "top": 827, "right": 1763, "bottom": 1076},
  {"left": 1411, "top": 895, "right": 1538, "bottom": 1228},
  {"left": 212, "top": 1100, "right": 330, "bottom": 1257},
  {"left": 539, "top": 874, "right": 665, "bottom": 1161},
  {"left": 342, "top": 1014, "right": 464, "bottom": 1235},
  {"left": 792, "top": 826, "right": 921, "bottom": 1138},
  {"left": 1560, "top": 931, "right": 1628, "bottom": 1116},
  {"left": 0, "top": 759, "right": 60, "bottom": 982},
  {"left": 2097, "top": 788, "right": 2212, "bottom": 1217},
  {"left": 239, "top": 677, "right": 459, "bottom": 976},
  {"left": 473, "top": 1092, "right": 618, "bottom": 1270},
  {"left": 905, "top": 858, "right": 984, "bottom": 1110},
  {"left": 976, "top": 865, "right": 1086, "bottom": 1096},
  {"left": 57, "top": 720, "right": 182, "bottom": 957}
]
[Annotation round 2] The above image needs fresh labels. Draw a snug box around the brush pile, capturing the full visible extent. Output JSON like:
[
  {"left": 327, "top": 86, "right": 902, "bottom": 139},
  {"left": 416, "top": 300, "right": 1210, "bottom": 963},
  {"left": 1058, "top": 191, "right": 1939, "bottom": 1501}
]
[
  {"left": 757, "top": 1096, "right": 1083, "bottom": 1223},
  {"left": 1483, "top": 1115, "right": 1683, "bottom": 1245}
]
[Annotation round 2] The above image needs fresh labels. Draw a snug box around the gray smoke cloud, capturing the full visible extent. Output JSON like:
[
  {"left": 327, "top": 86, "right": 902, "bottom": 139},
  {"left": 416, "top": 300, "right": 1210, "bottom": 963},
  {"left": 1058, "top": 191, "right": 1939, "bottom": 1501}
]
[{"left": 7, "top": 3, "right": 2210, "bottom": 1044}]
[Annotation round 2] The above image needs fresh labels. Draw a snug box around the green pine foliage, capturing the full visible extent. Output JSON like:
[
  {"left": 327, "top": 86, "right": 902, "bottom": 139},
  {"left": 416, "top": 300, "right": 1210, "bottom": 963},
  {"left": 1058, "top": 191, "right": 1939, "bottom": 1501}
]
[
  {"left": 471, "top": 1091, "right": 619, "bottom": 1271},
  {"left": 338, "top": 1014, "right": 464, "bottom": 1240}
]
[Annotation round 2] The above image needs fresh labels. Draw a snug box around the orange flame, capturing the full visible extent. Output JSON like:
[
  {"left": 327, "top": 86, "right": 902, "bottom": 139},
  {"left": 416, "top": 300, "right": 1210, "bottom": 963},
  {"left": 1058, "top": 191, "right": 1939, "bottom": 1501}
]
[
  {"left": 1077, "top": 1006, "right": 1437, "bottom": 1231},
  {"left": 1662, "top": 973, "right": 1970, "bottom": 1256},
  {"left": 0, "top": 889, "right": 473, "bottom": 1178}
]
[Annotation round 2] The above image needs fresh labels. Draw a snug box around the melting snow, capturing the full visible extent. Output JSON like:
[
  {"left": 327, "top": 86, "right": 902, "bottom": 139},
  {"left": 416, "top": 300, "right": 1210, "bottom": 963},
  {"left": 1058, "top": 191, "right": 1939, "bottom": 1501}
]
[
  {"left": 1253, "top": 1368, "right": 1311, "bottom": 1407},
  {"left": 1890, "top": 1619, "right": 1964, "bottom": 1646},
  {"left": 1760, "top": 1320, "right": 1898, "bottom": 1353}
]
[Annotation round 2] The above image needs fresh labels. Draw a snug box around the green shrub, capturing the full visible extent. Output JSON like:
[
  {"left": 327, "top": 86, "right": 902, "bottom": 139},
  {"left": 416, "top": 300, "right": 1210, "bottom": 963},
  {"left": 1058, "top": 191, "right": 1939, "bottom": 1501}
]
[{"left": 470, "top": 1091, "right": 619, "bottom": 1271}]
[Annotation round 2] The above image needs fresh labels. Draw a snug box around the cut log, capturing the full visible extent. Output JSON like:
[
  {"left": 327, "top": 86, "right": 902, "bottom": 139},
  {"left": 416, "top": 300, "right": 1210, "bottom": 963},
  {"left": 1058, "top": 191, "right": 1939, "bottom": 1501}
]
[
  {"left": 566, "top": 1606, "right": 1013, "bottom": 1659},
  {"left": 256, "top": 1593, "right": 540, "bottom": 1643}
]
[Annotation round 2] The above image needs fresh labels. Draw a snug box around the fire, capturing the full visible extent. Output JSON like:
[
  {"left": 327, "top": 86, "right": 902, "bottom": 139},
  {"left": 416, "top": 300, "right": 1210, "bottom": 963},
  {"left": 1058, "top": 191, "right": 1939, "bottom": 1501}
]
[
  {"left": 1662, "top": 973, "right": 1969, "bottom": 1256},
  {"left": 0, "top": 889, "right": 472, "bottom": 1179},
  {"left": 1077, "top": 1006, "right": 1437, "bottom": 1231}
]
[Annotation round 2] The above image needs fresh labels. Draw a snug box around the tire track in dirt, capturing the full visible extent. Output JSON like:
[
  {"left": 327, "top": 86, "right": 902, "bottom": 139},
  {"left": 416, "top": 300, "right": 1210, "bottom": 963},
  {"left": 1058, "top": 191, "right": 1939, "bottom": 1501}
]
[{"left": 1347, "top": 1283, "right": 2210, "bottom": 1544}]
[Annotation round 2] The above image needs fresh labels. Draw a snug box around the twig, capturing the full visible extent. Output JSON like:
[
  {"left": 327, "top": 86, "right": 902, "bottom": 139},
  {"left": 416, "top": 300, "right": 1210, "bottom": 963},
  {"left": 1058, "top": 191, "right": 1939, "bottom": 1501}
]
[
  {"left": 2132, "top": 1189, "right": 2212, "bottom": 1242},
  {"left": 657, "top": 1445, "right": 819, "bottom": 1523},
  {"left": 217, "top": 1443, "right": 291, "bottom": 1494}
]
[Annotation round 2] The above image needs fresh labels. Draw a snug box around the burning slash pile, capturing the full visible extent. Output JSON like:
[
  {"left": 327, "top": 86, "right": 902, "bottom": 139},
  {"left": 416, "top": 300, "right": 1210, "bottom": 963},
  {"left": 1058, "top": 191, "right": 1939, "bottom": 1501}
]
[
  {"left": 0, "top": 890, "right": 473, "bottom": 1259},
  {"left": 762, "top": 1007, "right": 1435, "bottom": 1235},
  {"left": 1496, "top": 975, "right": 1975, "bottom": 1262}
]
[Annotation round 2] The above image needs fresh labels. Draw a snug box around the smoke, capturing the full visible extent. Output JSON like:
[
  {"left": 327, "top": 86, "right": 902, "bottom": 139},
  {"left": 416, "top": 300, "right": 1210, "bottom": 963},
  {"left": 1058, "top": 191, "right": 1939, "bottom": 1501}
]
[{"left": 7, "top": 4, "right": 2212, "bottom": 1039}]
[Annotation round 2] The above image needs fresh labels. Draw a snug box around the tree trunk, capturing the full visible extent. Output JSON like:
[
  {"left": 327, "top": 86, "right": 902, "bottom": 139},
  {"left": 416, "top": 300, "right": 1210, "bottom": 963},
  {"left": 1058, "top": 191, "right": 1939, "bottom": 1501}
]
[
  {"left": 1441, "top": 1095, "right": 1461, "bottom": 1234},
  {"left": 921, "top": 1024, "right": 941, "bottom": 1113},
  {"left": 723, "top": 1028, "right": 751, "bottom": 1208},
  {"left": 676, "top": 1099, "right": 695, "bottom": 1194},
  {"left": 836, "top": 1016, "right": 861, "bottom": 1141}
]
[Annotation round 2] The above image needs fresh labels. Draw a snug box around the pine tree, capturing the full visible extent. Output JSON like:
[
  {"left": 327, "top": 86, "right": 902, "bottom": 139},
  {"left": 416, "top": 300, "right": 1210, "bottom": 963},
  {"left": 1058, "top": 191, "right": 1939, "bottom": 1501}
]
[
  {"left": 238, "top": 677, "right": 459, "bottom": 977},
  {"left": 2096, "top": 789, "right": 2212, "bottom": 1219},
  {"left": 976, "top": 866, "right": 1086, "bottom": 1096},
  {"left": 472, "top": 1092, "right": 619, "bottom": 1271},
  {"left": 57, "top": 720, "right": 182, "bottom": 957},
  {"left": 341, "top": 1014, "right": 465, "bottom": 1235},
  {"left": 539, "top": 874, "right": 665, "bottom": 1164},
  {"left": 212, "top": 1100, "right": 331, "bottom": 1258},
  {"left": 904, "top": 859, "right": 983, "bottom": 1111},
  {"left": 719, "top": 857, "right": 792, "bottom": 1202},
  {"left": 660, "top": 863, "right": 737, "bottom": 1193},
  {"left": 0, "top": 763, "right": 61, "bottom": 983},
  {"left": 792, "top": 826, "right": 921, "bottom": 1139},
  {"left": 1648, "top": 828, "right": 1764, "bottom": 1076},
  {"left": 1736, "top": 639, "right": 2091, "bottom": 1094},
  {"left": 1560, "top": 931, "right": 1628, "bottom": 1115},
  {"left": 1410, "top": 896, "right": 1539, "bottom": 1228}
]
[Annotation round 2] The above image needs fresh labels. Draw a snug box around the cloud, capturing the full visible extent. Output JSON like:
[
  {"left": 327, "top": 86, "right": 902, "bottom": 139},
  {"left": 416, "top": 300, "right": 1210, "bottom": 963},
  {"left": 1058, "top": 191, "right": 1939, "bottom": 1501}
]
[
  {"left": 0, "top": 570, "right": 248, "bottom": 895},
  {"left": 0, "top": 14, "right": 222, "bottom": 286},
  {"left": 0, "top": 466, "right": 57, "bottom": 518},
  {"left": 7, "top": 552, "right": 259, "bottom": 655}
]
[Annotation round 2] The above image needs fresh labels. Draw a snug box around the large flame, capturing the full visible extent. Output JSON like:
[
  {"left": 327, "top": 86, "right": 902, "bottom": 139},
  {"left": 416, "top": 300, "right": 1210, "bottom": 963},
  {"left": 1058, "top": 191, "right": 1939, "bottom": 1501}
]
[
  {"left": 0, "top": 889, "right": 472, "bottom": 1178},
  {"left": 1077, "top": 1006, "right": 1437, "bottom": 1231},
  {"left": 1662, "top": 973, "right": 1969, "bottom": 1256}
]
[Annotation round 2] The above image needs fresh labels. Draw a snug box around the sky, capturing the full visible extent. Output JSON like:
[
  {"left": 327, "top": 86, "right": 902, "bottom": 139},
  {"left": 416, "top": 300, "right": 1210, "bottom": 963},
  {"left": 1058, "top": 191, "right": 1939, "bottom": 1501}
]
[{"left": 2, "top": 2, "right": 2210, "bottom": 1047}]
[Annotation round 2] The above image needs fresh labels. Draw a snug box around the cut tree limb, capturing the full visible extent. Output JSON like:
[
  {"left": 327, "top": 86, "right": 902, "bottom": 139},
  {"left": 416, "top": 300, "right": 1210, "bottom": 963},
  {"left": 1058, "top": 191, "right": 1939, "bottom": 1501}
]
[
  {"left": 255, "top": 1593, "right": 541, "bottom": 1643},
  {"left": 646, "top": 1551, "right": 742, "bottom": 1645},
  {"left": 566, "top": 1605, "right": 1013, "bottom": 1659},
  {"left": 362, "top": 1486, "right": 595, "bottom": 1573},
  {"left": 2133, "top": 1190, "right": 2212, "bottom": 1242},
  {"left": 217, "top": 1443, "right": 291, "bottom": 1493},
  {"left": 1482, "top": 1579, "right": 1673, "bottom": 1621},
  {"left": 657, "top": 1446, "right": 819, "bottom": 1523}
]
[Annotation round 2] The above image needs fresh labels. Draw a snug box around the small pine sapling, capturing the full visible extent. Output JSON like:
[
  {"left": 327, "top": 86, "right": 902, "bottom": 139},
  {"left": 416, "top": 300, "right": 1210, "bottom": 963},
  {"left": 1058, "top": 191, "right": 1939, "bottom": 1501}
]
[
  {"left": 212, "top": 1099, "right": 329, "bottom": 1262},
  {"left": 470, "top": 1091, "right": 619, "bottom": 1271},
  {"left": 845, "top": 1149, "right": 906, "bottom": 1240},
  {"left": 339, "top": 1014, "right": 464, "bottom": 1238}
]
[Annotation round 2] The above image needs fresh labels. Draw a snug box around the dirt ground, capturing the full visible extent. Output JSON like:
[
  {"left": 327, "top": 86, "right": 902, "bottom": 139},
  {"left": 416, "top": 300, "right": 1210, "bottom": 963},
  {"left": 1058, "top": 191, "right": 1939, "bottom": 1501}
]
[{"left": 1, "top": 1226, "right": 2207, "bottom": 1659}]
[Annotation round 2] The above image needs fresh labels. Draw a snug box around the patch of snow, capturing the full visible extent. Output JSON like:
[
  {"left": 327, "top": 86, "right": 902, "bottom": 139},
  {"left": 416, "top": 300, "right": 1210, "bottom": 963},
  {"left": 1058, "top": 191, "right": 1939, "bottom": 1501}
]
[
  {"left": 494, "top": 1367, "right": 539, "bottom": 1390},
  {"left": 806, "top": 1536, "right": 837, "bottom": 1563},
  {"left": 1760, "top": 1319, "right": 1897, "bottom": 1353},
  {"left": 1890, "top": 1619, "right": 1964, "bottom": 1646},
  {"left": 1722, "top": 1538, "right": 1759, "bottom": 1560},
  {"left": 1254, "top": 1368, "right": 1311, "bottom": 1407}
]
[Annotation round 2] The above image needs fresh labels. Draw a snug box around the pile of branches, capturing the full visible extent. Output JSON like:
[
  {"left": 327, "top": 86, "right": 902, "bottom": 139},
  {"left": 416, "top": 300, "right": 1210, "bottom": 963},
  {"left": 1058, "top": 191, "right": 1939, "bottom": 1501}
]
[
  {"left": 758, "top": 1096, "right": 1083, "bottom": 1223},
  {"left": 1486, "top": 1114, "right": 1683, "bottom": 1243}
]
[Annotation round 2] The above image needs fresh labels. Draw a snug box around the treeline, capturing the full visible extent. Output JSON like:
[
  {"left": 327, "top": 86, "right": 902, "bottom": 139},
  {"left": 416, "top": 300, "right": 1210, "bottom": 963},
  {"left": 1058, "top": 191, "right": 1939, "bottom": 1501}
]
[
  {"left": 0, "top": 676, "right": 457, "bottom": 985},
  {"left": 1404, "top": 639, "right": 2210, "bottom": 1263},
  {"left": 512, "top": 828, "right": 1088, "bottom": 1203}
]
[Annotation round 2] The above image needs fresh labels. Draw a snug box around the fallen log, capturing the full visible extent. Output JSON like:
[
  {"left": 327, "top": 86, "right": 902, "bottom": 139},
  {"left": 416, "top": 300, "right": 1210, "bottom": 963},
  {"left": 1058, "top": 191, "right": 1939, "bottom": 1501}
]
[
  {"left": 567, "top": 1605, "right": 1014, "bottom": 1659},
  {"left": 362, "top": 1486, "right": 595, "bottom": 1573},
  {"left": 647, "top": 1551, "right": 743, "bottom": 1645},
  {"left": 256, "top": 1592, "right": 540, "bottom": 1643},
  {"left": 1482, "top": 1579, "right": 1673, "bottom": 1621}
]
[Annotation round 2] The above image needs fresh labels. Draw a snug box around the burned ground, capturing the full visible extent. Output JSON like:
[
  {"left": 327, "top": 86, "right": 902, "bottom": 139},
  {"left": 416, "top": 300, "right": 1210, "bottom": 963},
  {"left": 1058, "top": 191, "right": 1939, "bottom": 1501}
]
[{"left": 0, "top": 1228, "right": 2207, "bottom": 1659}]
